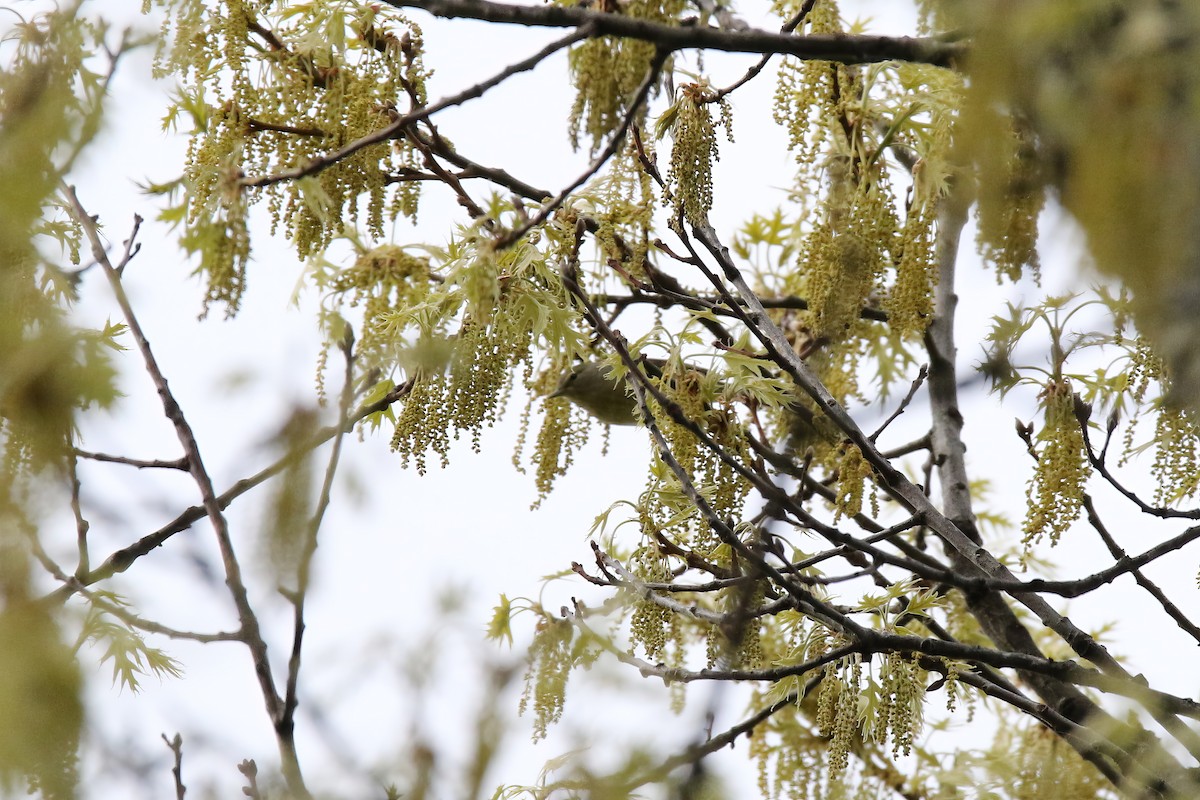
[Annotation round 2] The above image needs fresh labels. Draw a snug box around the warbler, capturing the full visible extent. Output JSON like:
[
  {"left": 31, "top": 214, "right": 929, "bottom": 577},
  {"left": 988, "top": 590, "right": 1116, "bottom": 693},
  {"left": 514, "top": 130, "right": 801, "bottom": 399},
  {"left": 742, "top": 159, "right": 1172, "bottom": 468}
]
[
  {"left": 551, "top": 359, "right": 828, "bottom": 452},
  {"left": 549, "top": 361, "right": 644, "bottom": 425}
]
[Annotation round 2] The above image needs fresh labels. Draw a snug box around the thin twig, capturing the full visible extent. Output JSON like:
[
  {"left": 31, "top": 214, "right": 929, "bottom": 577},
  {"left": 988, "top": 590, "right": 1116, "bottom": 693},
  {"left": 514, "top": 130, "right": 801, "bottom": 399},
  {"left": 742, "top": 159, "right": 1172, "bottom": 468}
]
[
  {"left": 869, "top": 364, "right": 928, "bottom": 443},
  {"left": 246, "top": 118, "right": 328, "bottom": 138},
  {"left": 45, "top": 381, "right": 411, "bottom": 606},
  {"left": 1081, "top": 420, "right": 1200, "bottom": 520},
  {"left": 1083, "top": 496, "right": 1200, "bottom": 645},
  {"left": 407, "top": 128, "right": 551, "bottom": 199},
  {"left": 61, "top": 187, "right": 312, "bottom": 799},
  {"left": 73, "top": 448, "right": 189, "bottom": 470},
  {"left": 67, "top": 451, "right": 90, "bottom": 577},
  {"left": 161, "top": 733, "right": 186, "bottom": 800},
  {"left": 69, "top": 578, "right": 241, "bottom": 643},
  {"left": 709, "top": 0, "right": 817, "bottom": 101},
  {"left": 281, "top": 332, "right": 358, "bottom": 738}
]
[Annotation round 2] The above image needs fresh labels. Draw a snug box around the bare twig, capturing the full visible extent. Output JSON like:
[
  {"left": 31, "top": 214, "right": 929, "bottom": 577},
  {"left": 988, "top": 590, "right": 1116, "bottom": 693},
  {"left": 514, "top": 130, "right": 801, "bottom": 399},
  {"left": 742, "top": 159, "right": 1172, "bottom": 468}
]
[
  {"left": 281, "top": 331, "right": 358, "bottom": 740},
  {"left": 869, "top": 364, "right": 928, "bottom": 443},
  {"left": 407, "top": 127, "right": 550, "bottom": 200},
  {"left": 238, "top": 760, "right": 262, "bottom": 800},
  {"left": 70, "top": 577, "right": 241, "bottom": 643},
  {"left": 709, "top": 0, "right": 817, "bottom": 101},
  {"left": 1080, "top": 419, "right": 1200, "bottom": 519},
  {"left": 73, "top": 448, "right": 189, "bottom": 470},
  {"left": 45, "top": 381, "right": 410, "bottom": 605},
  {"left": 1083, "top": 496, "right": 1200, "bottom": 645},
  {"left": 67, "top": 451, "right": 90, "bottom": 577},
  {"left": 161, "top": 733, "right": 186, "bottom": 800},
  {"left": 246, "top": 118, "right": 328, "bottom": 138},
  {"left": 62, "top": 188, "right": 312, "bottom": 799},
  {"left": 32, "top": 537, "right": 241, "bottom": 643}
]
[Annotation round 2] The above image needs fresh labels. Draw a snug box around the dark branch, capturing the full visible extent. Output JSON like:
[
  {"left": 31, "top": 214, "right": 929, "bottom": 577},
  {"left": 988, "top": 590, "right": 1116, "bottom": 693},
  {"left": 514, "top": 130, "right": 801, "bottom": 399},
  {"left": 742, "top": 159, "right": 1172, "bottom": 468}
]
[{"left": 384, "top": 0, "right": 965, "bottom": 68}]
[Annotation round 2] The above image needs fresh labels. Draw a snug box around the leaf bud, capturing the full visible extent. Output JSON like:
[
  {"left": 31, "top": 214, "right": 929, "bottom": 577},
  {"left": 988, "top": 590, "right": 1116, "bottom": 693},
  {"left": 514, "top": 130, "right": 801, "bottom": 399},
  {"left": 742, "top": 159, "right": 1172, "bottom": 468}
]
[
  {"left": 1072, "top": 392, "right": 1093, "bottom": 426},
  {"left": 1106, "top": 405, "right": 1121, "bottom": 435}
]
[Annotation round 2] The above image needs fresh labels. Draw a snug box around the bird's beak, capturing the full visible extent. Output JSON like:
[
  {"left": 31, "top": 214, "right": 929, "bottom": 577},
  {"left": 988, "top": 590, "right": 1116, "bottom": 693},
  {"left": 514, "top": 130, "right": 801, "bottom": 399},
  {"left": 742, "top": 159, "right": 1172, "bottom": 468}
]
[{"left": 548, "top": 376, "right": 570, "bottom": 398}]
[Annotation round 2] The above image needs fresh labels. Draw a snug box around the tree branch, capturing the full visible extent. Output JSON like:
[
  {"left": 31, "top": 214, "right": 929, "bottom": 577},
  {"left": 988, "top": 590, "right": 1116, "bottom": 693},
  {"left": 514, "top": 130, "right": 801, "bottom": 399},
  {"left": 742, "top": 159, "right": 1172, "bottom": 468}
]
[
  {"left": 495, "top": 47, "right": 668, "bottom": 248},
  {"left": 682, "top": 217, "right": 1200, "bottom": 796},
  {"left": 62, "top": 190, "right": 312, "bottom": 799},
  {"left": 384, "top": 0, "right": 964, "bottom": 68},
  {"left": 45, "top": 381, "right": 411, "bottom": 605},
  {"left": 240, "top": 25, "right": 593, "bottom": 190},
  {"left": 281, "top": 333, "right": 358, "bottom": 743}
]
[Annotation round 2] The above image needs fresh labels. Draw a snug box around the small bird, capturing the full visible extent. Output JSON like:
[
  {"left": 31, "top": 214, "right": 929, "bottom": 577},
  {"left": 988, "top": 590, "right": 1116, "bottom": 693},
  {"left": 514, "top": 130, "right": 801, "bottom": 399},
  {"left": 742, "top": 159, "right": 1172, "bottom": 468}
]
[
  {"left": 550, "top": 358, "right": 828, "bottom": 450},
  {"left": 549, "top": 361, "right": 644, "bottom": 426}
]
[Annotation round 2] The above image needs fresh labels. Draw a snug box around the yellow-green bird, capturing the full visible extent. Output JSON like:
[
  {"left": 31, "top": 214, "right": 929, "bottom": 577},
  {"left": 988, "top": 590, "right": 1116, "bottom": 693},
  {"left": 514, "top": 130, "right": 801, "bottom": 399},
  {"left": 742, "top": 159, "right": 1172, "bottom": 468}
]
[
  {"left": 549, "top": 361, "right": 644, "bottom": 426},
  {"left": 551, "top": 359, "right": 828, "bottom": 452}
]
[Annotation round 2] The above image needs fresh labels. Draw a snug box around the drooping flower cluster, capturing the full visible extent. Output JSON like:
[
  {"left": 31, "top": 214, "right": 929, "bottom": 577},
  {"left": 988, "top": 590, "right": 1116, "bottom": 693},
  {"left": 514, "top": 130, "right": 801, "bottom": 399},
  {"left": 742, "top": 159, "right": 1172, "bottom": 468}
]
[
  {"left": 565, "top": 0, "right": 685, "bottom": 153},
  {"left": 1023, "top": 380, "right": 1090, "bottom": 550},
  {"left": 661, "top": 84, "right": 734, "bottom": 227},
  {"left": 149, "top": 0, "right": 431, "bottom": 313}
]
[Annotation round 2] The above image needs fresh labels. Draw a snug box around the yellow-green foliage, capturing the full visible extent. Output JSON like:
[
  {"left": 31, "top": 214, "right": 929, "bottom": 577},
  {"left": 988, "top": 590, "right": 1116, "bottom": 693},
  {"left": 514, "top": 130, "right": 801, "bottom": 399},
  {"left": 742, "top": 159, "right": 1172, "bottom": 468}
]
[
  {"left": 325, "top": 242, "right": 434, "bottom": 369},
  {"left": 628, "top": 547, "right": 678, "bottom": 662},
  {"left": 804, "top": 176, "right": 897, "bottom": 346},
  {"left": 629, "top": 354, "right": 754, "bottom": 554},
  {"left": 1113, "top": 339, "right": 1200, "bottom": 507},
  {"left": 869, "top": 652, "right": 923, "bottom": 758},
  {"left": 963, "top": 0, "right": 1200, "bottom": 404},
  {"left": 772, "top": 6, "right": 966, "bottom": 352},
  {"left": 0, "top": 9, "right": 122, "bottom": 471},
  {"left": 565, "top": 0, "right": 685, "bottom": 153},
  {"left": 831, "top": 442, "right": 876, "bottom": 521},
  {"left": 1023, "top": 380, "right": 1090, "bottom": 550},
  {"left": 28, "top": 2, "right": 1200, "bottom": 798},
  {"left": 994, "top": 721, "right": 1114, "bottom": 800},
  {"left": 586, "top": 144, "right": 659, "bottom": 278},
  {"left": 815, "top": 654, "right": 862, "bottom": 780},
  {"left": 0, "top": 603, "right": 82, "bottom": 800},
  {"left": 974, "top": 116, "right": 1045, "bottom": 284},
  {"left": 771, "top": 0, "right": 845, "bottom": 168},
  {"left": 1150, "top": 408, "right": 1200, "bottom": 507},
  {"left": 0, "top": 8, "right": 138, "bottom": 796},
  {"left": 774, "top": 170, "right": 897, "bottom": 443},
  {"left": 983, "top": 293, "right": 1200, "bottom": 543},
  {"left": 968, "top": 0, "right": 1200, "bottom": 279},
  {"left": 389, "top": 301, "right": 533, "bottom": 473},
  {"left": 150, "top": 0, "right": 431, "bottom": 313},
  {"left": 519, "top": 614, "right": 600, "bottom": 742},
  {"left": 751, "top": 706, "right": 831, "bottom": 800},
  {"left": 880, "top": 63, "right": 961, "bottom": 332},
  {"left": 523, "top": 378, "right": 591, "bottom": 504},
  {"left": 309, "top": 202, "right": 604, "bottom": 479},
  {"left": 749, "top": 630, "right": 929, "bottom": 800},
  {"left": 519, "top": 616, "right": 575, "bottom": 741},
  {"left": 660, "top": 83, "right": 734, "bottom": 227},
  {"left": 765, "top": 43, "right": 964, "bottom": 414}
]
